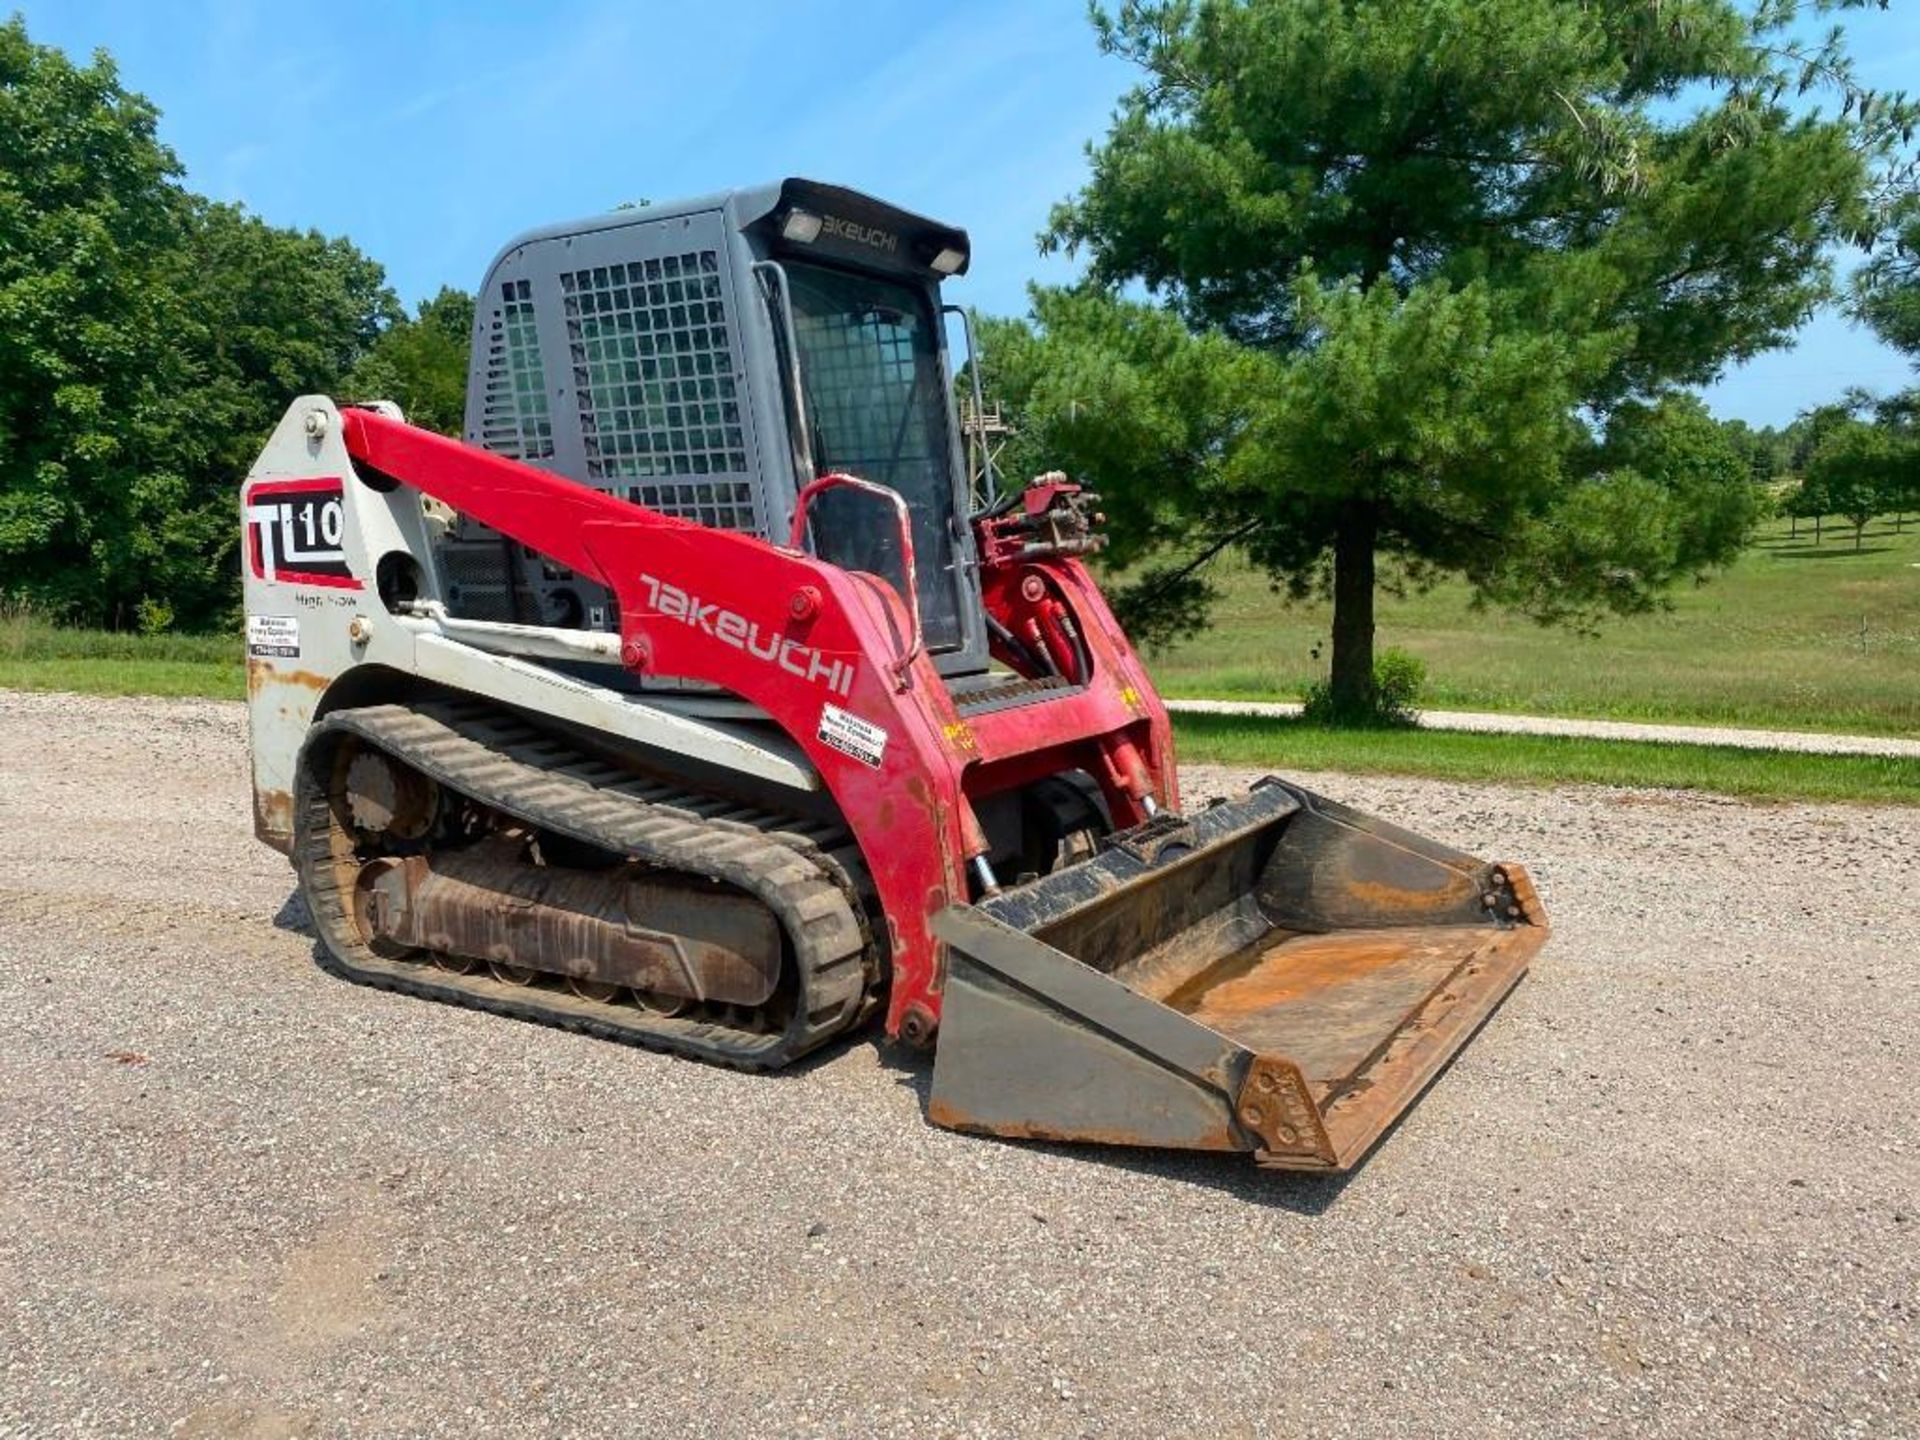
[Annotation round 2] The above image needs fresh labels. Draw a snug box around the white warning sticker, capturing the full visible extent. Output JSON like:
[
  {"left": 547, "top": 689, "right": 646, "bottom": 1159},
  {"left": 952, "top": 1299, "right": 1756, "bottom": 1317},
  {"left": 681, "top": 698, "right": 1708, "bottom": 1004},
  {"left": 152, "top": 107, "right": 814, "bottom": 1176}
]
[
  {"left": 246, "top": 614, "right": 300, "bottom": 659},
  {"left": 817, "top": 702, "right": 888, "bottom": 769}
]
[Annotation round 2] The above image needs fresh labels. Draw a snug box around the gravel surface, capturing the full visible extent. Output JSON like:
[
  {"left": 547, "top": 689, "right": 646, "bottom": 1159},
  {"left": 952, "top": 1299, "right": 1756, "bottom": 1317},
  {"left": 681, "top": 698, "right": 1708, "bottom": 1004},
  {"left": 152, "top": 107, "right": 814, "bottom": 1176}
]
[
  {"left": 1167, "top": 698, "right": 1920, "bottom": 758},
  {"left": 1, "top": 690, "right": 1914, "bottom": 1439}
]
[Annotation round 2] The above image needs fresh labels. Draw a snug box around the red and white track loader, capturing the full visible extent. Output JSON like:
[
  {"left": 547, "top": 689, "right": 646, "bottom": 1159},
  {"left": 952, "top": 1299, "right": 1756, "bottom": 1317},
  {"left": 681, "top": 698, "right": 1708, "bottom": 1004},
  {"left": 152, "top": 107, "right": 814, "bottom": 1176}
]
[{"left": 244, "top": 180, "right": 1546, "bottom": 1171}]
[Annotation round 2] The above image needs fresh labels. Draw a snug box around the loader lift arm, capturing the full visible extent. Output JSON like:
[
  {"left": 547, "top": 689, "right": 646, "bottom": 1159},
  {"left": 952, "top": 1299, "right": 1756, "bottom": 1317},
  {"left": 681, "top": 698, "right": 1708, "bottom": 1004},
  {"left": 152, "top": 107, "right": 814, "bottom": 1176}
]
[{"left": 337, "top": 405, "right": 1177, "bottom": 1047}]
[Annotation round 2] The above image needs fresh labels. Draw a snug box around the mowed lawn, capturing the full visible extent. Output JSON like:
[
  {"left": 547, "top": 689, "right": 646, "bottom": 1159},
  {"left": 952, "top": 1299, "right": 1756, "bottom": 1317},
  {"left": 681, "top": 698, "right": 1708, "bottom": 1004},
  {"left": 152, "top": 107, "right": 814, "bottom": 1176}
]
[
  {"left": 0, "top": 612, "right": 245, "bottom": 699},
  {"left": 1170, "top": 712, "right": 1917, "bottom": 804},
  {"left": 1148, "top": 516, "right": 1920, "bottom": 738}
]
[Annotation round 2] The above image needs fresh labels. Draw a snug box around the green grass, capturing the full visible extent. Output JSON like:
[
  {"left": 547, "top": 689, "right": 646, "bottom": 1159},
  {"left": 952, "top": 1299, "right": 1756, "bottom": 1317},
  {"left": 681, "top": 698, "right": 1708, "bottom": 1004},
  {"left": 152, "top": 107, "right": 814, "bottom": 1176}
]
[
  {"left": 1150, "top": 515, "right": 1920, "bottom": 737},
  {"left": 0, "top": 610, "right": 245, "bottom": 699},
  {"left": 1172, "top": 713, "right": 1920, "bottom": 804}
]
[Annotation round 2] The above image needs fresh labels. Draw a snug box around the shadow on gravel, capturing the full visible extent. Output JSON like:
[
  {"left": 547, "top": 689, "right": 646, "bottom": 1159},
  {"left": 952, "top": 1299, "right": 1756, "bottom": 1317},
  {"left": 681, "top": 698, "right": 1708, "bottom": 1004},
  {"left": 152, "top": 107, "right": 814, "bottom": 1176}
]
[{"left": 272, "top": 887, "right": 314, "bottom": 937}]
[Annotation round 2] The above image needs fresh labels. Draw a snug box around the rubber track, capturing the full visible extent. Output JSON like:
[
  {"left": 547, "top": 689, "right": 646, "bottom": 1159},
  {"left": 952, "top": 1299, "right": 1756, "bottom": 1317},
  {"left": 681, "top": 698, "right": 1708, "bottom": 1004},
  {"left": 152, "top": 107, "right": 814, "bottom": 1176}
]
[{"left": 291, "top": 700, "right": 874, "bottom": 1070}]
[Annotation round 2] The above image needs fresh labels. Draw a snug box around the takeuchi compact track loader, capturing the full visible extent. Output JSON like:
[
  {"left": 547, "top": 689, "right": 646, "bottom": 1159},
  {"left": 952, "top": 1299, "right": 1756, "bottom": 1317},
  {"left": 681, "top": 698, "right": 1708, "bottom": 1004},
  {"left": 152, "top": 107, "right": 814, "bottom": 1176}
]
[{"left": 244, "top": 179, "right": 1547, "bottom": 1171}]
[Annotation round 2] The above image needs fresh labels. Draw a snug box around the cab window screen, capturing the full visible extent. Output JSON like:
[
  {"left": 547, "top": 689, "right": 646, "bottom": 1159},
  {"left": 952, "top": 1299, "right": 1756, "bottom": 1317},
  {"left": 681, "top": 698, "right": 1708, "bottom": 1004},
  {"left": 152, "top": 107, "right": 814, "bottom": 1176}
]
[{"left": 786, "top": 263, "right": 962, "bottom": 652}]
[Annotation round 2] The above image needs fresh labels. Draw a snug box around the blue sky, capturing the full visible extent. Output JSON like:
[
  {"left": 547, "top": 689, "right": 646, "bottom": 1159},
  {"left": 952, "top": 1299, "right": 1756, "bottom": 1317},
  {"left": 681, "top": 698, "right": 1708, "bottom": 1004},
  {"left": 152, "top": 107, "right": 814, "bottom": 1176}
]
[{"left": 19, "top": 0, "right": 1919, "bottom": 426}]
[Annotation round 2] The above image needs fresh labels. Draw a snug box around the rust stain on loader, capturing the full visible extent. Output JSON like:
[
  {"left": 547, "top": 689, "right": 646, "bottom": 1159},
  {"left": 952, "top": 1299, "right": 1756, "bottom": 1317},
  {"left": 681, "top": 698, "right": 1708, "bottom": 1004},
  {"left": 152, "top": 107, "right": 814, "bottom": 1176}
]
[
  {"left": 1234, "top": 1055, "right": 1336, "bottom": 1162},
  {"left": 1295, "top": 924, "right": 1542, "bottom": 1170},
  {"left": 1172, "top": 928, "right": 1487, "bottom": 1018},
  {"left": 1338, "top": 875, "right": 1479, "bottom": 918},
  {"left": 254, "top": 787, "right": 294, "bottom": 852},
  {"left": 357, "top": 840, "right": 784, "bottom": 1003},
  {"left": 1501, "top": 863, "right": 1549, "bottom": 926},
  {"left": 247, "top": 658, "right": 331, "bottom": 698}
]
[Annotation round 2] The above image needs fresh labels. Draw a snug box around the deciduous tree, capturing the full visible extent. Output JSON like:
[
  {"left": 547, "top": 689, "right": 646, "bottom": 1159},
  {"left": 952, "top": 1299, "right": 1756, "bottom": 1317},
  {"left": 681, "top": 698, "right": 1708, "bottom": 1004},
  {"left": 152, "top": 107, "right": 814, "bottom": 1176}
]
[
  {"left": 0, "top": 17, "right": 401, "bottom": 629},
  {"left": 344, "top": 287, "right": 476, "bottom": 437},
  {"left": 1800, "top": 417, "right": 1895, "bottom": 548},
  {"left": 0, "top": 18, "right": 191, "bottom": 628}
]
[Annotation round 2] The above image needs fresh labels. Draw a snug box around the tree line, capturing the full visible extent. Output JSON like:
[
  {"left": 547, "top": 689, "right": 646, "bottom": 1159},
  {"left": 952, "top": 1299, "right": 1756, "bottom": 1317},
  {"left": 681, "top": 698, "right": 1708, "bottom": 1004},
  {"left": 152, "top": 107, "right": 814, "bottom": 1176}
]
[
  {"left": 1777, "top": 376, "right": 1920, "bottom": 548},
  {"left": 1780, "top": 179, "right": 1920, "bottom": 548},
  {"left": 0, "top": 17, "right": 468, "bottom": 632}
]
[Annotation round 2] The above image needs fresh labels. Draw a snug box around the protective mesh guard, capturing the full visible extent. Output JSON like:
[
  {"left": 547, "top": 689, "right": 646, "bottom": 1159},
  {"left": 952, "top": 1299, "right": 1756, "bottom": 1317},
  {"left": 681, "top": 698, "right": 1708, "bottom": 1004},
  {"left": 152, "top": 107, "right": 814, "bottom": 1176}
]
[
  {"left": 477, "top": 278, "right": 555, "bottom": 462},
  {"left": 562, "top": 253, "right": 758, "bottom": 531}
]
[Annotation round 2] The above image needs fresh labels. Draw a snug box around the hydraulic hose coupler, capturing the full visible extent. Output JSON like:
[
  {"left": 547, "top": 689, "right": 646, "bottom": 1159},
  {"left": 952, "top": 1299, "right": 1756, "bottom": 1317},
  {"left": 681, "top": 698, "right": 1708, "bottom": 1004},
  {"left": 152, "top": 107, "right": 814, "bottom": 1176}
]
[
  {"left": 969, "top": 853, "right": 1001, "bottom": 897},
  {"left": 1097, "top": 734, "right": 1155, "bottom": 818}
]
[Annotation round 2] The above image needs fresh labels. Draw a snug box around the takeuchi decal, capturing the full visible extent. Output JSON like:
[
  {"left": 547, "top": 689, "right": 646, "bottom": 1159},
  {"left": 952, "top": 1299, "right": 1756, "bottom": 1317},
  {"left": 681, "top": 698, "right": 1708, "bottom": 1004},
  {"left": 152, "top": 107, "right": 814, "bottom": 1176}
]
[
  {"left": 637, "top": 572, "right": 857, "bottom": 697},
  {"left": 245, "top": 478, "right": 361, "bottom": 589}
]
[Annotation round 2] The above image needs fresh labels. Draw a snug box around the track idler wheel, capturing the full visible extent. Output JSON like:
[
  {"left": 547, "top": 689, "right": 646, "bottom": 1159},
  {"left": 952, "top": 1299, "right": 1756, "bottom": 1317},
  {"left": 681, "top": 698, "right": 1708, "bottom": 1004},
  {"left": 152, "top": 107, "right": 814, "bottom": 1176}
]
[
  {"left": 489, "top": 959, "right": 539, "bottom": 986},
  {"left": 630, "top": 987, "right": 689, "bottom": 1017}
]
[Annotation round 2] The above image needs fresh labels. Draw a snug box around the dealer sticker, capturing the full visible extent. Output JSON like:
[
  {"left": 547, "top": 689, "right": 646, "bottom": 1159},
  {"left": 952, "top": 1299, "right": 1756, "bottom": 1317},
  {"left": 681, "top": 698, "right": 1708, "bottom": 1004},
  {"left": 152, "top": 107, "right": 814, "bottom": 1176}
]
[
  {"left": 818, "top": 703, "right": 888, "bottom": 769},
  {"left": 246, "top": 614, "right": 301, "bottom": 659}
]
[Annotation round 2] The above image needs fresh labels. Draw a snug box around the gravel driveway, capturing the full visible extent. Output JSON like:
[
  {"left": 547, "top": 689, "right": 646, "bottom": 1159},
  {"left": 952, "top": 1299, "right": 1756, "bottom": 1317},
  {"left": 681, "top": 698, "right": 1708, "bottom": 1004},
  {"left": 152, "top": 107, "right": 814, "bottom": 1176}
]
[{"left": 1, "top": 690, "right": 1913, "bottom": 1439}]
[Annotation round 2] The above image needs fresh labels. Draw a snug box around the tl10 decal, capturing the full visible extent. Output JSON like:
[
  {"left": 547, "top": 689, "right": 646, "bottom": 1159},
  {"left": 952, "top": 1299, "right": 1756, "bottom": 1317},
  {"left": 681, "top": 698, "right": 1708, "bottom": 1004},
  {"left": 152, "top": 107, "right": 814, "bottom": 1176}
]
[{"left": 244, "top": 478, "right": 360, "bottom": 589}]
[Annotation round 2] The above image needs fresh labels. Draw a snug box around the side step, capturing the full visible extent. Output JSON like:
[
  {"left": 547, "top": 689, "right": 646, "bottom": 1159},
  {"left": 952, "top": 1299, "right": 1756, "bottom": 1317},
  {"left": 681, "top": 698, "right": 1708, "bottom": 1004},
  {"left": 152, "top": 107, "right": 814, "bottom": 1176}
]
[{"left": 928, "top": 782, "right": 1547, "bottom": 1171}]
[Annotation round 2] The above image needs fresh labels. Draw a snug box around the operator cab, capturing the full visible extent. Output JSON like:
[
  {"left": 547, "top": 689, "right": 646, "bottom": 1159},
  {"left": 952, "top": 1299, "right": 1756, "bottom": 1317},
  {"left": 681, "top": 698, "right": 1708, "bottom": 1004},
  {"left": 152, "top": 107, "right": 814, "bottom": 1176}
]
[{"left": 452, "top": 178, "right": 990, "bottom": 680}]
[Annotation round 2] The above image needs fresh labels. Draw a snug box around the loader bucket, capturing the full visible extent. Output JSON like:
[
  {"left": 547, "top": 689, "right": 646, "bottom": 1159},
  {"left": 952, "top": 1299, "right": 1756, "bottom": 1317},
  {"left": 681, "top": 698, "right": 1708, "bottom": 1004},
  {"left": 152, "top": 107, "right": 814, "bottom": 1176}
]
[{"left": 929, "top": 781, "right": 1547, "bottom": 1171}]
